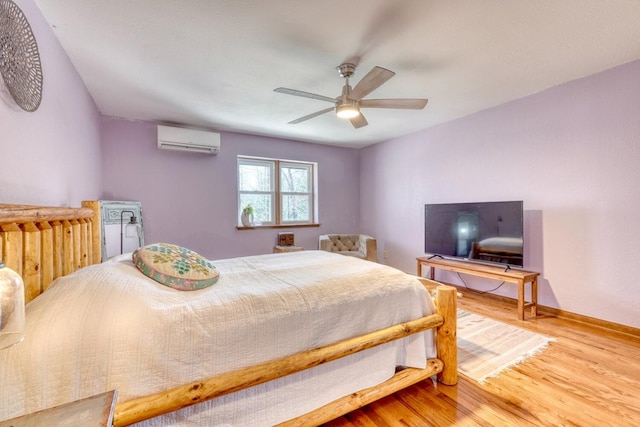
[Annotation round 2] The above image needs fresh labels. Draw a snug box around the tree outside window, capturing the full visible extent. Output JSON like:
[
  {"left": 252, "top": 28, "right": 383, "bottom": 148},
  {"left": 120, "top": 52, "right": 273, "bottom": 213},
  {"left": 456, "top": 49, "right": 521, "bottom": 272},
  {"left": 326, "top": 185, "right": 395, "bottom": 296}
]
[{"left": 238, "top": 156, "right": 316, "bottom": 227}]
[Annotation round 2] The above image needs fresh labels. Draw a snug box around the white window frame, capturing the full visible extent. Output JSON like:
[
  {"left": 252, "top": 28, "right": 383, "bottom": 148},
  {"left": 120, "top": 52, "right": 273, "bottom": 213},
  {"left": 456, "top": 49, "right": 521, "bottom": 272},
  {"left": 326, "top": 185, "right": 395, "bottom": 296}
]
[{"left": 237, "top": 156, "right": 317, "bottom": 227}]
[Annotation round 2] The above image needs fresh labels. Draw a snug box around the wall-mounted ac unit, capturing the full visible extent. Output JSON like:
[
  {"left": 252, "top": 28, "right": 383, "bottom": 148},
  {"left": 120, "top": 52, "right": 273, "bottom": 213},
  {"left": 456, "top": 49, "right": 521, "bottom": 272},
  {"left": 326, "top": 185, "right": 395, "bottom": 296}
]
[{"left": 157, "top": 125, "right": 220, "bottom": 154}]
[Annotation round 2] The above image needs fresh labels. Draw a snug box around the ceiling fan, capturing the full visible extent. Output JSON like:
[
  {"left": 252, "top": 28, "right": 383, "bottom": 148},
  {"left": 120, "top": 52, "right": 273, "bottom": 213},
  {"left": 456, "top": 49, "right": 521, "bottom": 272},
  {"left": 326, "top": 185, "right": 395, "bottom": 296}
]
[{"left": 274, "top": 63, "right": 428, "bottom": 129}]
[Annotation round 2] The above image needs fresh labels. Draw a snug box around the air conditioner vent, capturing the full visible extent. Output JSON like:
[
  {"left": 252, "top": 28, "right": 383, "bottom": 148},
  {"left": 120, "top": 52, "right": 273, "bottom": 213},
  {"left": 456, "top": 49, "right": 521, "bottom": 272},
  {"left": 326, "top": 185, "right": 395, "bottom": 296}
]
[{"left": 157, "top": 125, "right": 220, "bottom": 154}]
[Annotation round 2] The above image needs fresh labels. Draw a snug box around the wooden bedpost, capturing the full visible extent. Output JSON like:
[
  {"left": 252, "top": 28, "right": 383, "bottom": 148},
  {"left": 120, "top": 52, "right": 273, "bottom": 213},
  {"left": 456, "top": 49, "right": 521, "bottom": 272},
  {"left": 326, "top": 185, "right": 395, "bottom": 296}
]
[
  {"left": 436, "top": 285, "right": 457, "bottom": 385},
  {"left": 82, "top": 201, "right": 102, "bottom": 264}
]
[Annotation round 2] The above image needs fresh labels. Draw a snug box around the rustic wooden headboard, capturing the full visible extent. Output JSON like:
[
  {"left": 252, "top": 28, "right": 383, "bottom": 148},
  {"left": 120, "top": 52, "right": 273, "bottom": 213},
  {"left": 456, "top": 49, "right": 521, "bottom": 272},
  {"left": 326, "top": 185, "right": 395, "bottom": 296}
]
[{"left": 0, "top": 200, "right": 102, "bottom": 302}]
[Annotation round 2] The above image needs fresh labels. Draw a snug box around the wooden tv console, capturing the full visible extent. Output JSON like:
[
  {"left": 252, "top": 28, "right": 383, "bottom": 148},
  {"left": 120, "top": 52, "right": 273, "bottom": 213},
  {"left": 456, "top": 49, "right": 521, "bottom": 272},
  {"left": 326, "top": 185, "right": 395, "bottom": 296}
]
[{"left": 417, "top": 256, "right": 539, "bottom": 320}]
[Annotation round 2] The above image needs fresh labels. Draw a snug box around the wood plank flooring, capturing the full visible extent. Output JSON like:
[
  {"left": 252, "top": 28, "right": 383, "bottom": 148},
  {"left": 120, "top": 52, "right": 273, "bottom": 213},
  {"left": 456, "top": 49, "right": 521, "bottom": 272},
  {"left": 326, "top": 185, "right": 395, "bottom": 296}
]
[{"left": 322, "top": 287, "right": 640, "bottom": 426}]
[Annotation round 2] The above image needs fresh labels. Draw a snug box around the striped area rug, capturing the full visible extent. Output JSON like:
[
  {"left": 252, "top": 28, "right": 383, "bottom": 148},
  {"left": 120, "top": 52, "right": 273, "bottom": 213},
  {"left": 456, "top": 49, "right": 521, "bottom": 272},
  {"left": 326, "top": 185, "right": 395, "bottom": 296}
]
[{"left": 457, "top": 309, "right": 555, "bottom": 383}]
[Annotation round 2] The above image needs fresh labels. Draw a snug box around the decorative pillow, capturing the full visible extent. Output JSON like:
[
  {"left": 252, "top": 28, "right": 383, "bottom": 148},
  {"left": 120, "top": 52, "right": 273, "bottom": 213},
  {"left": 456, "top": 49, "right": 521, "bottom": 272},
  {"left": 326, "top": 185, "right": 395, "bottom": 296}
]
[{"left": 132, "top": 243, "right": 219, "bottom": 291}]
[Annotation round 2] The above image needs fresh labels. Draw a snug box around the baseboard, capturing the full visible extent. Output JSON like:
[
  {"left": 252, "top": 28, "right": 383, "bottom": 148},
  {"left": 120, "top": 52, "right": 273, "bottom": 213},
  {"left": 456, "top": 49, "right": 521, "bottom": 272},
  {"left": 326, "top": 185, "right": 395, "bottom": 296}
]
[
  {"left": 446, "top": 283, "right": 640, "bottom": 339},
  {"left": 536, "top": 304, "right": 640, "bottom": 339}
]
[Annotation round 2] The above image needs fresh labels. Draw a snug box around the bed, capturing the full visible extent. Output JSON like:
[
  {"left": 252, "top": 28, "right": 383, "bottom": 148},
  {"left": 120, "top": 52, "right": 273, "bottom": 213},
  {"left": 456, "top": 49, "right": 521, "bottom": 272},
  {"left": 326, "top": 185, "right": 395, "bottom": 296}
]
[
  {"left": 470, "top": 237, "right": 523, "bottom": 266},
  {"left": 0, "top": 201, "right": 457, "bottom": 426}
]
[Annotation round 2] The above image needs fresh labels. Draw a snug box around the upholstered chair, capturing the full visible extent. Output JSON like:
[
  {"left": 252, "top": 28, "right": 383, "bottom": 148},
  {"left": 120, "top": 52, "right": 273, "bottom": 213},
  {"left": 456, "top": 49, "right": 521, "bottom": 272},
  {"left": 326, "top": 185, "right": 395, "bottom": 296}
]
[{"left": 318, "top": 234, "right": 377, "bottom": 262}]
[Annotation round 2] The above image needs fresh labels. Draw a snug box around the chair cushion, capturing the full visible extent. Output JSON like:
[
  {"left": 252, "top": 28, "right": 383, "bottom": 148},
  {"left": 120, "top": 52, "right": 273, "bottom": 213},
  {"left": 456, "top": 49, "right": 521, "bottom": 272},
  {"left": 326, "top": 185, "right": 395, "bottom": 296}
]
[
  {"left": 132, "top": 243, "right": 219, "bottom": 291},
  {"left": 319, "top": 234, "right": 377, "bottom": 262},
  {"left": 328, "top": 235, "right": 361, "bottom": 252}
]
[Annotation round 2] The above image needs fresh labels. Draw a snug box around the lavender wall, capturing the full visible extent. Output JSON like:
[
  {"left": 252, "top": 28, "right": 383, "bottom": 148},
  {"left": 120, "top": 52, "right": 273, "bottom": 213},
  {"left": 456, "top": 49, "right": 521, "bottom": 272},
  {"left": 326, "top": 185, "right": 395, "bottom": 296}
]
[
  {"left": 0, "top": 0, "right": 102, "bottom": 206},
  {"left": 361, "top": 59, "right": 640, "bottom": 328},
  {"left": 100, "top": 118, "right": 361, "bottom": 259},
  {"left": 7, "top": 0, "right": 637, "bottom": 328}
]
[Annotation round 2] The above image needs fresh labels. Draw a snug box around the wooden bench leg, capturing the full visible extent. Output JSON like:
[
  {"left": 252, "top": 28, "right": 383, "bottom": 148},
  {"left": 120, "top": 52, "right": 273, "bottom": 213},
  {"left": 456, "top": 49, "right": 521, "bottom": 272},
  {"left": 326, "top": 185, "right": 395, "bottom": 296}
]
[
  {"left": 531, "top": 277, "right": 538, "bottom": 317},
  {"left": 517, "top": 281, "right": 525, "bottom": 321}
]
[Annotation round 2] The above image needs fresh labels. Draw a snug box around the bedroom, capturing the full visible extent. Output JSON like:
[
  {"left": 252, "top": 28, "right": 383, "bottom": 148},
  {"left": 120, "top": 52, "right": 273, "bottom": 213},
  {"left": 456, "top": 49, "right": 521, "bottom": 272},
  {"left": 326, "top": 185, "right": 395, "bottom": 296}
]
[{"left": 1, "top": 0, "right": 640, "bottom": 425}]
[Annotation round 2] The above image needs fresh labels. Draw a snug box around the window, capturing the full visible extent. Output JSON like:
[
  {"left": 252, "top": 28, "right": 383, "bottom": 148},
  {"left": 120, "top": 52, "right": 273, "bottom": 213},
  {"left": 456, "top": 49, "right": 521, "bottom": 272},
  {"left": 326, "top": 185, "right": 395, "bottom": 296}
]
[{"left": 237, "top": 156, "right": 317, "bottom": 227}]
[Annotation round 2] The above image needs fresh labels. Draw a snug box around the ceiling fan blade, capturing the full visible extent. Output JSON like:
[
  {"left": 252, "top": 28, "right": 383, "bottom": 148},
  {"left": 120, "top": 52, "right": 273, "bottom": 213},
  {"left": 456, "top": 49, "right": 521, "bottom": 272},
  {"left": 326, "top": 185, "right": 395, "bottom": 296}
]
[
  {"left": 348, "top": 66, "right": 395, "bottom": 101},
  {"left": 288, "top": 107, "right": 334, "bottom": 124},
  {"left": 349, "top": 113, "right": 368, "bottom": 129},
  {"left": 274, "top": 87, "right": 337, "bottom": 104},
  {"left": 359, "top": 98, "right": 428, "bottom": 109}
]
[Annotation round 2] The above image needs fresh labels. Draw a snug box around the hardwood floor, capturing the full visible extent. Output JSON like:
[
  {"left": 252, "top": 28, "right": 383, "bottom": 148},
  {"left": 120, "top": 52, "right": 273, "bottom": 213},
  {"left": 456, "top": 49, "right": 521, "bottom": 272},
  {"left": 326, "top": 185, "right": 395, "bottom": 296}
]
[{"left": 322, "top": 288, "right": 640, "bottom": 426}]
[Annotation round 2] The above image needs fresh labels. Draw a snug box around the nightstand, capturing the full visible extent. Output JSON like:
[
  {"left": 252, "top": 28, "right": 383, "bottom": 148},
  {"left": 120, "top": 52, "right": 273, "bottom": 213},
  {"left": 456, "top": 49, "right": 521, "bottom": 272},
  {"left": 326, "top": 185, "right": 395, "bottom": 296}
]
[
  {"left": 273, "top": 245, "right": 303, "bottom": 253},
  {"left": 0, "top": 390, "right": 117, "bottom": 427}
]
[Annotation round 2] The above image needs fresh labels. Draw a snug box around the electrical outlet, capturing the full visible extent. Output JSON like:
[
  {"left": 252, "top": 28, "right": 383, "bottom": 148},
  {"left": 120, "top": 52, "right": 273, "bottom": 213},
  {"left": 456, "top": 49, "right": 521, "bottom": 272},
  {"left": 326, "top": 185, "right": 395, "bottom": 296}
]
[{"left": 383, "top": 251, "right": 388, "bottom": 259}]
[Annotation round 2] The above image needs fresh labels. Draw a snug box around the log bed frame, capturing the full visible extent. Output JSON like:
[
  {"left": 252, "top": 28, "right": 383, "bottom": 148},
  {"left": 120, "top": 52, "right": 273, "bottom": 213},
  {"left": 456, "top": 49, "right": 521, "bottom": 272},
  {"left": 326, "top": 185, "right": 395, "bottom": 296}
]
[{"left": 0, "top": 201, "right": 457, "bottom": 426}]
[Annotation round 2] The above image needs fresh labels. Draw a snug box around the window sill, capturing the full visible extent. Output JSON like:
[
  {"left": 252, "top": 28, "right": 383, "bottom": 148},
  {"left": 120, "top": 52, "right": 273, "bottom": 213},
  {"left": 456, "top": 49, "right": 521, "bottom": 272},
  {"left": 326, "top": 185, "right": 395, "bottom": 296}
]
[{"left": 236, "top": 223, "right": 320, "bottom": 231}]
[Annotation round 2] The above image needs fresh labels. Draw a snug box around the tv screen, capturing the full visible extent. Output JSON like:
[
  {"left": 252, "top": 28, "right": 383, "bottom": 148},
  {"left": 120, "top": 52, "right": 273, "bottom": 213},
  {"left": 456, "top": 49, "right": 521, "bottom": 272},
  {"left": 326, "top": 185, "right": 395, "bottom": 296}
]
[{"left": 424, "top": 201, "right": 524, "bottom": 267}]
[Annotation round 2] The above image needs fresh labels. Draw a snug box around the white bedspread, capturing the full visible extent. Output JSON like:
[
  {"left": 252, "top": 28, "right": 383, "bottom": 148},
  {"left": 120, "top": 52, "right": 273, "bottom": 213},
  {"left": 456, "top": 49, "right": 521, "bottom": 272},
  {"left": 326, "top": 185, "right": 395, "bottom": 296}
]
[{"left": 0, "top": 250, "right": 436, "bottom": 426}]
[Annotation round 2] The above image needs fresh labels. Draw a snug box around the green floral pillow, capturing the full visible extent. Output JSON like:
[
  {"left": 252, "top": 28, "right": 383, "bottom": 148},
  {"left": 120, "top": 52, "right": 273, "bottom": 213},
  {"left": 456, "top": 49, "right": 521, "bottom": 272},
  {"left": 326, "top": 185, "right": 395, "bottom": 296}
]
[{"left": 132, "top": 243, "right": 219, "bottom": 290}]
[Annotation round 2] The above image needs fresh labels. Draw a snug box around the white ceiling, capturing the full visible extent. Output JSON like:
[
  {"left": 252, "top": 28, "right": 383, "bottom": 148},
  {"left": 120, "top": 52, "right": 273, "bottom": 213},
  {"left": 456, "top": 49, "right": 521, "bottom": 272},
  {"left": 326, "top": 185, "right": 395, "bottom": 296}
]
[{"left": 34, "top": 0, "right": 640, "bottom": 148}]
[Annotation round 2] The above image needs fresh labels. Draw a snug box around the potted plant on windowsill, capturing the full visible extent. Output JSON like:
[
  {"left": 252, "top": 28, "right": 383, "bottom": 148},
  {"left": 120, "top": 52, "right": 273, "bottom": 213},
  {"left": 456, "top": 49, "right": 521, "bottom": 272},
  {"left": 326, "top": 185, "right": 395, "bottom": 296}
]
[{"left": 241, "top": 204, "right": 254, "bottom": 227}]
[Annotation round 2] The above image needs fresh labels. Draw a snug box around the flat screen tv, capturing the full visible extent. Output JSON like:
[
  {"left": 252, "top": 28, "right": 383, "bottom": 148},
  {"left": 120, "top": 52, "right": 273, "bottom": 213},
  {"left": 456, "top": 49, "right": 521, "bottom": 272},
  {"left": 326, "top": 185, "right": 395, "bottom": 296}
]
[{"left": 424, "top": 201, "right": 524, "bottom": 267}]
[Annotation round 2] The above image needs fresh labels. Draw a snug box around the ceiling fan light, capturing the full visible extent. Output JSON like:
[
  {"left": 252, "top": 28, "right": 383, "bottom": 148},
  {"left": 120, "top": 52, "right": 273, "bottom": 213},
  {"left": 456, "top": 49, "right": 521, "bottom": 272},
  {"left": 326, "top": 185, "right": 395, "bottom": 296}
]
[{"left": 336, "top": 103, "right": 360, "bottom": 119}]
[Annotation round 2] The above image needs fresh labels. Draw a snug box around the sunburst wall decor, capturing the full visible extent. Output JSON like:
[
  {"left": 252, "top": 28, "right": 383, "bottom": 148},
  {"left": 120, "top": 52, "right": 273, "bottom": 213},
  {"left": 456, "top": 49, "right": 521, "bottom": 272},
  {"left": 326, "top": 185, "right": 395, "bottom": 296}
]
[{"left": 0, "top": 0, "right": 43, "bottom": 112}]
